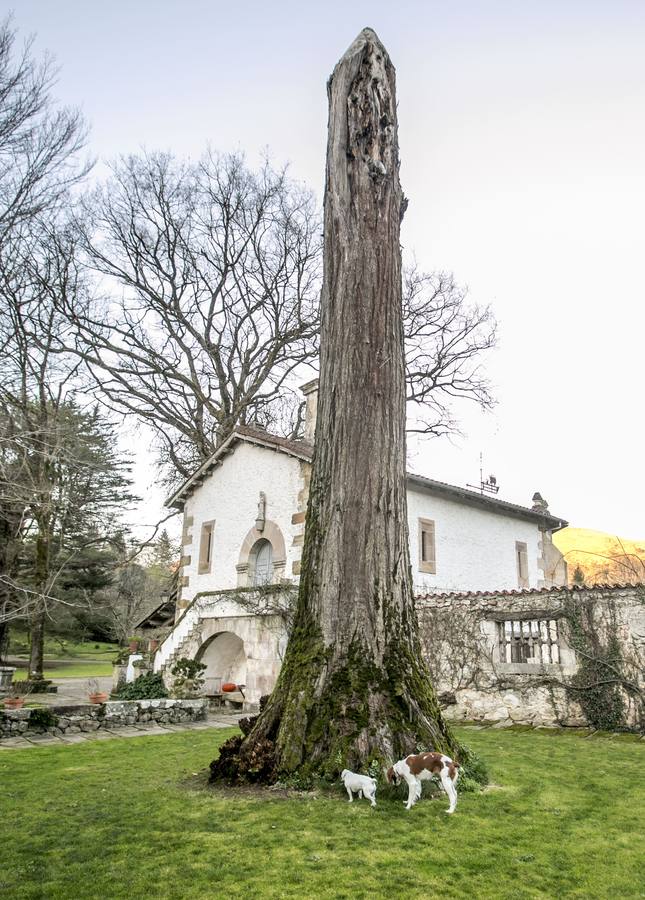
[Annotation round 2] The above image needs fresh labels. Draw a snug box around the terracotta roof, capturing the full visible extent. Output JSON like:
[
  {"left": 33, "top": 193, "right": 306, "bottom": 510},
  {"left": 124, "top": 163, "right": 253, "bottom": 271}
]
[
  {"left": 416, "top": 583, "right": 645, "bottom": 602},
  {"left": 235, "top": 425, "right": 313, "bottom": 460},
  {"left": 166, "top": 426, "right": 566, "bottom": 529}
]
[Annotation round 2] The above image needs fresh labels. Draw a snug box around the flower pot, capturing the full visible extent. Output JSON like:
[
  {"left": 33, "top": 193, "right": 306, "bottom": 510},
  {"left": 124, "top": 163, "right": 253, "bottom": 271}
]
[
  {"left": 148, "top": 639, "right": 159, "bottom": 652},
  {"left": 89, "top": 692, "right": 109, "bottom": 705},
  {"left": 128, "top": 640, "right": 139, "bottom": 653},
  {"left": 221, "top": 682, "right": 237, "bottom": 693},
  {"left": 3, "top": 696, "right": 25, "bottom": 709}
]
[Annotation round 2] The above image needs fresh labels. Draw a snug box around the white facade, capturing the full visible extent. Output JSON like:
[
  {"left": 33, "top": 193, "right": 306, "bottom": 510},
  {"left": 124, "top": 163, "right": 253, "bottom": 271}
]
[
  {"left": 407, "top": 486, "right": 543, "bottom": 594},
  {"left": 155, "top": 426, "right": 567, "bottom": 706},
  {"left": 180, "top": 441, "right": 307, "bottom": 602},
  {"left": 177, "top": 438, "right": 560, "bottom": 605}
]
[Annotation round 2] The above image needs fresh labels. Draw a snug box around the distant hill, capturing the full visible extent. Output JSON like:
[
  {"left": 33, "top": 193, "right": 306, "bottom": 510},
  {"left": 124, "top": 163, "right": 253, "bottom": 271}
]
[{"left": 554, "top": 527, "right": 645, "bottom": 586}]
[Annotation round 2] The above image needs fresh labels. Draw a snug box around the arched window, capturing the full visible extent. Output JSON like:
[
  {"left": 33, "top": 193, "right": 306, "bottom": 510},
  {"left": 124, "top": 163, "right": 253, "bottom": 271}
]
[
  {"left": 250, "top": 538, "right": 273, "bottom": 586},
  {"left": 236, "top": 521, "right": 286, "bottom": 588}
]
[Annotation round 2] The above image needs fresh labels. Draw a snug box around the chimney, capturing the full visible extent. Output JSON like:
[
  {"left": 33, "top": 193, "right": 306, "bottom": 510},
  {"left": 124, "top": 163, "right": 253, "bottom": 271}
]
[
  {"left": 300, "top": 378, "right": 319, "bottom": 443},
  {"left": 532, "top": 492, "right": 549, "bottom": 512}
]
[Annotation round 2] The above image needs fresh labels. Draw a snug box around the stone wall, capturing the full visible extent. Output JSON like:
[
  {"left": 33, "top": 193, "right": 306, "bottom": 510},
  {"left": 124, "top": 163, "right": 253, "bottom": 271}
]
[
  {"left": 418, "top": 585, "right": 644, "bottom": 730},
  {"left": 0, "top": 698, "right": 207, "bottom": 741}
]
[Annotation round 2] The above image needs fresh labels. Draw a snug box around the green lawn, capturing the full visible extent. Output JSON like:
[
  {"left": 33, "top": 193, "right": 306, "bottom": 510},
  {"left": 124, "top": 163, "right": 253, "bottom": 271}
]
[
  {"left": 10, "top": 633, "right": 119, "bottom": 680},
  {"left": 1, "top": 727, "right": 642, "bottom": 899}
]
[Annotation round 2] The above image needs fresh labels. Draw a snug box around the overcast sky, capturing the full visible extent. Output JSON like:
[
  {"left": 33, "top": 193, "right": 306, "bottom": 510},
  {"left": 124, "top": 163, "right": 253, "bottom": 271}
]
[{"left": 7, "top": 0, "right": 645, "bottom": 540}]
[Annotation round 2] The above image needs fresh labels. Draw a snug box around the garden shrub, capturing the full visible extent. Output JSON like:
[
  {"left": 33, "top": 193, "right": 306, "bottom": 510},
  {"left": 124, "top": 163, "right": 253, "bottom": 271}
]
[
  {"left": 457, "top": 746, "right": 489, "bottom": 792},
  {"left": 115, "top": 673, "right": 168, "bottom": 700},
  {"left": 170, "top": 658, "right": 206, "bottom": 699}
]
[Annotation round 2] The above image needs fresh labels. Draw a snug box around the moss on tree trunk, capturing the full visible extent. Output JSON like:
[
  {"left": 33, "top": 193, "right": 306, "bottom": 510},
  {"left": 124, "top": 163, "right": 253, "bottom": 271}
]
[{"left": 210, "top": 28, "right": 461, "bottom": 784}]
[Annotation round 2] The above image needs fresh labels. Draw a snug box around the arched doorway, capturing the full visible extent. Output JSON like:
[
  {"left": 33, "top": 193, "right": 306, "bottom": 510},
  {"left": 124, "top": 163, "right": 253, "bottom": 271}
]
[{"left": 197, "top": 631, "right": 246, "bottom": 692}]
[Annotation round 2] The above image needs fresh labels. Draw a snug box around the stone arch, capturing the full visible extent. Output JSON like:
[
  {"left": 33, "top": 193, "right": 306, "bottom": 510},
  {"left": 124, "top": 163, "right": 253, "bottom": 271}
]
[
  {"left": 236, "top": 520, "right": 286, "bottom": 586},
  {"left": 196, "top": 630, "right": 247, "bottom": 689}
]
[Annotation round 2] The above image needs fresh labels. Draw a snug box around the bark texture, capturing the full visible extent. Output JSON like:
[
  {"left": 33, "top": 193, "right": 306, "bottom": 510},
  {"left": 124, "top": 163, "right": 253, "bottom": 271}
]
[{"left": 211, "top": 28, "right": 458, "bottom": 782}]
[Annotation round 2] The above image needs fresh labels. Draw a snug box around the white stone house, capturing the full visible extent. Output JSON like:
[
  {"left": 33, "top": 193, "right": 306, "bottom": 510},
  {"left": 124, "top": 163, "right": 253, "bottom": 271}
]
[{"left": 153, "top": 383, "right": 568, "bottom": 706}]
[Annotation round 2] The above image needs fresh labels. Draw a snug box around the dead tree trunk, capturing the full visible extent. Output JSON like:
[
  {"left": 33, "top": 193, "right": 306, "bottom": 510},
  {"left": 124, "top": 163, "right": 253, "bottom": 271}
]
[{"left": 211, "top": 28, "right": 459, "bottom": 782}]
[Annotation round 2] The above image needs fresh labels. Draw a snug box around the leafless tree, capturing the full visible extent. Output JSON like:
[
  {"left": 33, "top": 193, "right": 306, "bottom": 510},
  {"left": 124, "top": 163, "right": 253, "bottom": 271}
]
[
  {"left": 0, "top": 17, "right": 90, "bottom": 240},
  {"left": 62, "top": 151, "right": 322, "bottom": 480},
  {"left": 60, "top": 149, "right": 496, "bottom": 485},
  {"left": 403, "top": 266, "right": 496, "bottom": 436},
  {"left": 0, "top": 222, "right": 134, "bottom": 677},
  {"left": 0, "top": 16, "right": 91, "bottom": 661}
]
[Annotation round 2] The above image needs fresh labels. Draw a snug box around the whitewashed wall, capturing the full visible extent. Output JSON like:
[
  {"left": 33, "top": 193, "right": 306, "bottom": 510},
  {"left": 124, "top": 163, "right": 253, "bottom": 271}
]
[
  {"left": 407, "top": 487, "right": 543, "bottom": 594},
  {"left": 181, "top": 443, "right": 306, "bottom": 604},
  {"left": 181, "top": 443, "right": 547, "bottom": 600}
]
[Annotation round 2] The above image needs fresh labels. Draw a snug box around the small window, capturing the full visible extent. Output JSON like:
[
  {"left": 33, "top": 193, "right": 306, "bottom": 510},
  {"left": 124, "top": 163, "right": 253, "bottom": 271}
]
[
  {"left": 198, "top": 521, "right": 215, "bottom": 574},
  {"left": 516, "top": 541, "right": 529, "bottom": 589},
  {"left": 498, "top": 618, "right": 560, "bottom": 665},
  {"left": 418, "top": 519, "right": 436, "bottom": 574},
  {"left": 251, "top": 538, "right": 273, "bottom": 587}
]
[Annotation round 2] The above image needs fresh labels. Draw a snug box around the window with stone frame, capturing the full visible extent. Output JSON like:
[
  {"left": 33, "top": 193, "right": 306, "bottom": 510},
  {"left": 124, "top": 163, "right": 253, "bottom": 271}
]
[
  {"left": 515, "top": 540, "right": 529, "bottom": 589},
  {"left": 498, "top": 618, "right": 560, "bottom": 665},
  {"left": 418, "top": 518, "right": 436, "bottom": 574},
  {"left": 198, "top": 520, "right": 215, "bottom": 574},
  {"left": 250, "top": 538, "right": 273, "bottom": 586}
]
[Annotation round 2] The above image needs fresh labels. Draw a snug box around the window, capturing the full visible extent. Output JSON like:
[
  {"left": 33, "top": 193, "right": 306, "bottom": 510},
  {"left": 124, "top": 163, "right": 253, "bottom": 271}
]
[
  {"left": 516, "top": 541, "right": 529, "bottom": 589},
  {"left": 498, "top": 618, "right": 560, "bottom": 665},
  {"left": 198, "top": 521, "right": 215, "bottom": 574},
  {"left": 250, "top": 538, "right": 273, "bottom": 586},
  {"left": 418, "top": 519, "right": 436, "bottom": 574}
]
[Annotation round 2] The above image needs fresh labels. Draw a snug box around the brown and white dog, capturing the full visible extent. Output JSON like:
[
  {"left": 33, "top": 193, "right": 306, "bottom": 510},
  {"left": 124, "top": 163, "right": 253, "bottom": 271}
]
[{"left": 387, "top": 752, "right": 460, "bottom": 813}]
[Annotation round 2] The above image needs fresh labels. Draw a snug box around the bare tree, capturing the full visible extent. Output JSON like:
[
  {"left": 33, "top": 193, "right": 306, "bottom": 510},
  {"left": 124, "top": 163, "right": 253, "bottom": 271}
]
[
  {"left": 0, "top": 17, "right": 90, "bottom": 240},
  {"left": 0, "top": 16, "right": 91, "bottom": 660},
  {"left": 403, "top": 266, "right": 496, "bottom": 436},
  {"left": 61, "top": 151, "right": 322, "bottom": 480},
  {"left": 0, "top": 223, "right": 133, "bottom": 679},
  {"left": 59, "top": 148, "right": 495, "bottom": 484},
  {"left": 211, "top": 29, "right": 459, "bottom": 783}
]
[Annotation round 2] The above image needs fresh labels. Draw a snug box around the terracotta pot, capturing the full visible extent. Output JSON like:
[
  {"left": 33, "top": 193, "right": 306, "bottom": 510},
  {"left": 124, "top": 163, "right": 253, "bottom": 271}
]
[
  {"left": 149, "top": 639, "right": 159, "bottom": 652},
  {"left": 89, "top": 692, "right": 109, "bottom": 705},
  {"left": 221, "top": 682, "right": 237, "bottom": 693},
  {"left": 3, "top": 696, "right": 25, "bottom": 709},
  {"left": 128, "top": 640, "right": 139, "bottom": 653}
]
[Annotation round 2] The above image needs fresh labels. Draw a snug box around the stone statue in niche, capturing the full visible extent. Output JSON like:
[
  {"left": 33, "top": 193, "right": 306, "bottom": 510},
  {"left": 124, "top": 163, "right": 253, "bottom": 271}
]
[{"left": 255, "top": 492, "right": 266, "bottom": 533}]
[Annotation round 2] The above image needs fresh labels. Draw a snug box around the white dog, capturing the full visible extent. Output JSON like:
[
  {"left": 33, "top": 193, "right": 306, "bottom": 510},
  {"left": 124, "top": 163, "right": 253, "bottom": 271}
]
[
  {"left": 386, "top": 752, "right": 459, "bottom": 813},
  {"left": 340, "top": 769, "right": 377, "bottom": 807}
]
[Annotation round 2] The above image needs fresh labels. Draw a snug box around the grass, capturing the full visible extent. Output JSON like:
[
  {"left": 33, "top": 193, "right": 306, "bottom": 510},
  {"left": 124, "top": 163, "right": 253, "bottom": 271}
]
[
  {"left": 9, "top": 632, "right": 119, "bottom": 681},
  {"left": 1, "top": 727, "right": 643, "bottom": 899}
]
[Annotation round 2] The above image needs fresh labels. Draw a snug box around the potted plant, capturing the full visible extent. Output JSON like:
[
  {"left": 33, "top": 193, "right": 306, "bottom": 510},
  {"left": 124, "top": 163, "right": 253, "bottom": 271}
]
[
  {"left": 132, "top": 656, "right": 151, "bottom": 678},
  {"left": 2, "top": 682, "right": 31, "bottom": 709},
  {"left": 148, "top": 638, "right": 160, "bottom": 652},
  {"left": 86, "top": 679, "right": 109, "bottom": 705},
  {"left": 127, "top": 636, "right": 140, "bottom": 653},
  {"left": 170, "top": 658, "right": 207, "bottom": 699}
]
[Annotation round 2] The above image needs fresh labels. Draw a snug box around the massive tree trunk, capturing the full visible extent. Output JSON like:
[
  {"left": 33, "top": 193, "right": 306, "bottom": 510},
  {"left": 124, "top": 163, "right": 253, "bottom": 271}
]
[{"left": 211, "top": 28, "right": 459, "bottom": 782}]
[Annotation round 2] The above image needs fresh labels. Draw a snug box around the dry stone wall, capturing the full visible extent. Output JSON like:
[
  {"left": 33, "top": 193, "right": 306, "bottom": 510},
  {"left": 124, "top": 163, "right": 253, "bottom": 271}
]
[
  {"left": 418, "top": 585, "right": 644, "bottom": 730},
  {"left": 0, "top": 698, "right": 207, "bottom": 740}
]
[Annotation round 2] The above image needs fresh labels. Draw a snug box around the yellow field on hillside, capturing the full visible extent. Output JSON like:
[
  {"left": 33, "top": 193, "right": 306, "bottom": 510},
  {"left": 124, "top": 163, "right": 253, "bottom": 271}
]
[{"left": 554, "top": 527, "right": 645, "bottom": 585}]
